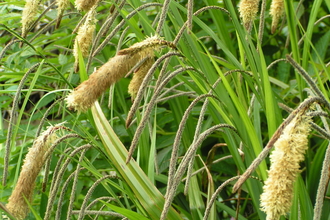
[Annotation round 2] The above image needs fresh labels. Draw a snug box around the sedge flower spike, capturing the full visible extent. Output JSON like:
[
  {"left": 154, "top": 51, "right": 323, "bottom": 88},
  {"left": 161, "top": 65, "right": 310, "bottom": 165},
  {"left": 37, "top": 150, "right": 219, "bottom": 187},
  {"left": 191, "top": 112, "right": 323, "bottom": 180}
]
[
  {"left": 269, "top": 0, "right": 284, "bottom": 34},
  {"left": 260, "top": 114, "right": 312, "bottom": 220},
  {"left": 75, "top": 0, "right": 98, "bottom": 11},
  {"left": 21, "top": 0, "right": 42, "bottom": 38},
  {"left": 56, "top": 0, "right": 70, "bottom": 28},
  {"left": 66, "top": 35, "right": 176, "bottom": 112},
  {"left": 73, "top": 5, "right": 97, "bottom": 72},
  {"left": 238, "top": 0, "right": 260, "bottom": 32},
  {"left": 6, "top": 126, "right": 60, "bottom": 220}
]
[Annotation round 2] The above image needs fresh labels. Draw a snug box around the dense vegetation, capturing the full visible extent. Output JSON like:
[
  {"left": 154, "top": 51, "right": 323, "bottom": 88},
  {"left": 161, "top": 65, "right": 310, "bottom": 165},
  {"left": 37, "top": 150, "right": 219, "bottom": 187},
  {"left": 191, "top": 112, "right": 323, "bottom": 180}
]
[{"left": 0, "top": 0, "right": 330, "bottom": 219}]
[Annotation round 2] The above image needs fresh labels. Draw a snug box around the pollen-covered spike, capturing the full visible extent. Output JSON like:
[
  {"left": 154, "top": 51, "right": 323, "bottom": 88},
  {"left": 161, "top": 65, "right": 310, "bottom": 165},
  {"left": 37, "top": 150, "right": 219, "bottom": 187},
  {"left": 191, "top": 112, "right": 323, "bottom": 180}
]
[
  {"left": 75, "top": 0, "right": 98, "bottom": 11},
  {"left": 270, "top": 0, "right": 284, "bottom": 34},
  {"left": 238, "top": 0, "right": 260, "bottom": 32},
  {"left": 260, "top": 113, "right": 312, "bottom": 220},
  {"left": 6, "top": 125, "right": 62, "bottom": 220},
  {"left": 117, "top": 36, "right": 176, "bottom": 56},
  {"left": 21, "top": 0, "right": 41, "bottom": 38}
]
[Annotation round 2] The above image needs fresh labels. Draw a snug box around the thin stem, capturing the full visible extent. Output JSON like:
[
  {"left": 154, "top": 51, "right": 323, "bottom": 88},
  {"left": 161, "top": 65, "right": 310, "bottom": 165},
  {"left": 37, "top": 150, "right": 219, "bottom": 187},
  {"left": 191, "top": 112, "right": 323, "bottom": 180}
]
[
  {"left": 66, "top": 149, "right": 88, "bottom": 219},
  {"left": 3, "top": 62, "right": 42, "bottom": 186},
  {"left": 313, "top": 142, "right": 330, "bottom": 220},
  {"left": 55, "top": 168, "right": 85, "bottom": 220},
  {"left": 44, "top": 144, "right": 93, "bottom": 220},
  {"left": 156, "top": 0, "right": 170, "bottom": 34},
  {"left": 77, "top": 175, "right": 117, "bottom": 220},
  {"left": 162, "top": 124, "right": 237, "bottom": 220},
  {"left": 286, "top": 55, "right": 330, "bottom": 110},
  {"left": 126, "top": 66, "right": 195, "bottom": 163},
  {"left": 126, "top": 51, "right": 181, "bottom": 127},
  {"left": 203, "top": 176, "right": 241, "bottom": 220}
]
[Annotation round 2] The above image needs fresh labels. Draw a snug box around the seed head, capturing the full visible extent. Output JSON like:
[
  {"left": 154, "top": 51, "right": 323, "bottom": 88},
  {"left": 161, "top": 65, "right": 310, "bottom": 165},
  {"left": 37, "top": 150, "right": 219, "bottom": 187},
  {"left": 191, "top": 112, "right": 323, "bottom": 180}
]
[
  {"left": 21, "top": 0, "right": 41, "bottom": 38},
  {"left": 238, "top": 0, "right": 260, "bottom": 32},
  {"left": 67, "top": 35, "right": 175, "bottom": 112},
  {"left": 117, "top": 35, "right": 176, "bottom": 57},
  {"left": 75, "top": 0, "right": 98, "bottom": 11},
  {"left": 6, "top": 126, "right": 60, "bottom": 220},
  {"left": 56, "top": 0, "right": 70, "bottom": 28},
  {"left": 270, "top": 0, "right": 284, "bottom": 34},
  {"left": 260, "top": 114, "right": 312, "bottom": 220},
  {"left": 67, "top": 52, "right": 144, "bottom": 112},
  {"left": 73, "top": 6, "right": 97, "bottom": 72}
]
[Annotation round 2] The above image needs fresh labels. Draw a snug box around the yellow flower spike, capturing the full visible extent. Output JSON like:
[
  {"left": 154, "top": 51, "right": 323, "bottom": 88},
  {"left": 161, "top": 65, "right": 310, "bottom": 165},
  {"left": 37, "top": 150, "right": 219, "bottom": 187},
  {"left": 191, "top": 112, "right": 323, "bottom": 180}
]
[
  {"left": 260, "top": 113, "right": 312, "bottom": 220},
  {"left": 270, "top": 0, "right": 285, "bottom": 34},
  {"left": 75, "top": 0, "right": 98, "bottom": 11},
  {"left": 21, "top": 0, "right": 41, "bottom": 38},
  {"left": 238, "top": 0, "right": 260, "bottom": 32},
  {"left": 73, "top": 6, "right": 97, "bottom": 72}
]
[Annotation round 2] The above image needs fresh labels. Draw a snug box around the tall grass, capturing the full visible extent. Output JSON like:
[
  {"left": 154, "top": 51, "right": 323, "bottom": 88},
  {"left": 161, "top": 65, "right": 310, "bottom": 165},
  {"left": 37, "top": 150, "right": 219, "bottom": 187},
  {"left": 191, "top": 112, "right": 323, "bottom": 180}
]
[{"left": 0, "top": 0, "right": 329, "bottom": 219}]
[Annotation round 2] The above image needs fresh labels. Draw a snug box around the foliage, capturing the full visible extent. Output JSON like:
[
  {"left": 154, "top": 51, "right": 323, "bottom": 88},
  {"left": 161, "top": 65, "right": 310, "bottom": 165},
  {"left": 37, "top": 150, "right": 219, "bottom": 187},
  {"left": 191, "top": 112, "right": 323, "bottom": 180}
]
[{"left": 0, "top": 0, "right": 330, "bottom": 219}]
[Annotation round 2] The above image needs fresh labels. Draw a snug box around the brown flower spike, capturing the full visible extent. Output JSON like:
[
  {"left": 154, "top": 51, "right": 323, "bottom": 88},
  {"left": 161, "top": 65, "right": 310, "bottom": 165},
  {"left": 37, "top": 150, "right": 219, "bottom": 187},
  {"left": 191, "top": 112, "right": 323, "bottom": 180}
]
[
  {"left": 238, "top": 0, "right": 260, "bottom": 32},
  {"left": 6, "top": 126, "right": 61, "bottom": 220},
  {"left": 73, "top": 5, "right": 97, "bottom": 72},
  {"left": 66, "top": 35, "right": 175, "bottom": 112},
  {"left": 75, "top": 0, "right": 98, "bottom": 11},
  {"left": 269, "top": 0, "right": 284, "bottom": 34},
  {"left": 260, "top": 113, "right": 312, "bottom": 220}
]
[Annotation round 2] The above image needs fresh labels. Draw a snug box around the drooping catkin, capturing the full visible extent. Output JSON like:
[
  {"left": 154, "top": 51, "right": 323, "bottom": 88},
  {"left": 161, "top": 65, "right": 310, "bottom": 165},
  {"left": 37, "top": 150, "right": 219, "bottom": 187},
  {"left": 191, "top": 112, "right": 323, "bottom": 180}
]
[
  {"left": 75, "top": 0, "right": 98, "bottom": 11},
  {"left": 238, "top": 0, "right": 260, "bottom": 32},
  {"left": 269, "top": 0, "right": 284, "bottom": 34},
  {"left": 73, "top": 6, "right": 97, "bottom": 72},
  {"left": 6, "top": 126, "right": 60, "bottom": 220},
  {"left": 67, "top": 52, "right": 144, "bottom": 112},
  {"left": 67, "top": 35, "right": 175, "bottom": 112},
  {"left": 128, "top": 57, "right": 154, "bottom": 101},
  {"left": 21, "top": 0, "right": 42, "bottom": 38},
  {"left": 56, "top": 0, "right": 70, "bottom": 28},
  {"left": 260, "top": 113, "right": 312, "bottom": 220}
]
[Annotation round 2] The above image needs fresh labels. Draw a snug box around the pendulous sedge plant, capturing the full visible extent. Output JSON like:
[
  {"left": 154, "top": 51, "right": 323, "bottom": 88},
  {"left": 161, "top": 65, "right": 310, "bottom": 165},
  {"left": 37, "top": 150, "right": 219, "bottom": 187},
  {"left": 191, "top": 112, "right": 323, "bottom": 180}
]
[
  {"left": 260, "top": 112, "right": 312, "bottom": 220},
  {"left": 66, "top": 35, "right": 176, "bottom": 112}
]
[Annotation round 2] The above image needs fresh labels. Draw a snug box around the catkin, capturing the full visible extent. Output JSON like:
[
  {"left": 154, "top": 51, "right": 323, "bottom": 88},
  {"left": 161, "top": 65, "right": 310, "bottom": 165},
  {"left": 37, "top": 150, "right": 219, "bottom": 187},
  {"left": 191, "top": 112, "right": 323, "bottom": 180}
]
[
  {"left": 6, "top": 126, "right": 59, "bottom": 220},
  {"left": 75, "top": 0, "right": 98, "bottom": 11},
  {"left": 260, "top": 114, "right": 312, "bottom": 220},
  {"left": 67, "top": 52, "right": 144, "bottom": 112},
  {"left": 21, "top": 0, "right": 41, "bottom": 38},
  {"left": 238, "top": 0, "right": 260, "bottom": 32},
  {"left": 67, "top": 35, "right": 175, "bottom": 112},
  {"left": 73, "top": 5, "right": 97, "bottom": 72},
  {"left": 56, "top": 0, "right": 70, "bottom": 28},
  {"left": 269, "top": 0, "right": 284, "bottom": 34}
]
